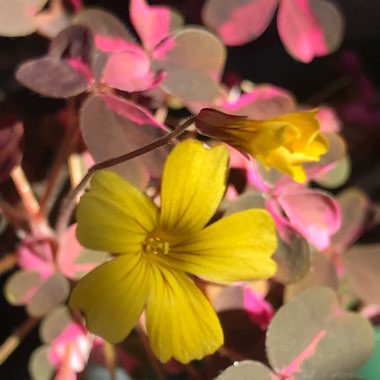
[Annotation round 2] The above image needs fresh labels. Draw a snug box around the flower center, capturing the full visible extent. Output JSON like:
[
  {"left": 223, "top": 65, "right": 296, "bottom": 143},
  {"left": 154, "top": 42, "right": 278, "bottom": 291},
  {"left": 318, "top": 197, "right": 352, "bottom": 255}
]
[{"left": 143, "top": 235, "right": 170, "bottom": 255}]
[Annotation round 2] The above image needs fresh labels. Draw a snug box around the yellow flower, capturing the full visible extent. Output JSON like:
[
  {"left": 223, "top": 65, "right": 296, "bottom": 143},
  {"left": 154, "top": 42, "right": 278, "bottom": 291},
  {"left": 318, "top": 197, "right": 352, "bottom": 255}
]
[
  {"left": 195, "top": 108, "right": 328, "bottom": 183},
  {"left": 69, "top": 140, "right": 277, "bottom": 363}
]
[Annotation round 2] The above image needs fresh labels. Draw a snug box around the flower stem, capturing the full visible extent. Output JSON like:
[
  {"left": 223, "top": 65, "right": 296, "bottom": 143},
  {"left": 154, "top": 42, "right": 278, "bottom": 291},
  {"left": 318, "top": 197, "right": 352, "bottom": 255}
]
[
  {"left": 136, "top": 323, "right": 166, "bottom": 380},
  {"left": 104, "top": 342, "right": 116, "bottom": 380},
  {"left": 55, "top": 117, "right": 195, "bottom": 235},
  {"left": 0, "top": 253, "right": 17, "bottom": 274},
  {"left": 10, "top": 165, "right": 40, "bottom": 223},
  {"left": 39, "top": 102, "right": 79, "bottom": 218},
  {"left": 0, "top": 317, "right": 39, "bottom": 365}
]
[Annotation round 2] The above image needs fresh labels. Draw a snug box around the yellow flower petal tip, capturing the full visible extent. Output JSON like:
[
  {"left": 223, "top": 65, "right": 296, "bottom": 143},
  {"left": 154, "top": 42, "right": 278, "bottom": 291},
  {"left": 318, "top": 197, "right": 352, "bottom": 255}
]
[
  {"left": 195, "top": 108, "right": 328, "bottom": 183},
  {"left": 70, "top": 139, "right": 277, "bottom": 363}
]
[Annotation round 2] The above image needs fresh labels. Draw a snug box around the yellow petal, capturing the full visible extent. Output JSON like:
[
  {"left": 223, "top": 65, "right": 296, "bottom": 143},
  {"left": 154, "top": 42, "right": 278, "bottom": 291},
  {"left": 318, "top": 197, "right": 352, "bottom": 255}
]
[
  {"left": 146, "top": 266, "right": 223, "bottom": 363},
  {"left": 159, "top": 209, "right": 277, "bottom": 283},
  {"left": 76, "top": 170, "right": 158, "bottom": 253},
  {"left": 159, "top": 140, "right": 228, "bottom": 234},
  {"left": 69, "top": 253, "right": 150, "bottom": 343}
]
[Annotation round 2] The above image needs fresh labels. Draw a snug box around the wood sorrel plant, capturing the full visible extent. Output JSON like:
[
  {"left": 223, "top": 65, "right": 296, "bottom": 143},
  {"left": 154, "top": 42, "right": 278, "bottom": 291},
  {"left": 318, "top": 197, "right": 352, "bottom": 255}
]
[{"left": 0, "top": 0, "right": 378, "bottom": 379}]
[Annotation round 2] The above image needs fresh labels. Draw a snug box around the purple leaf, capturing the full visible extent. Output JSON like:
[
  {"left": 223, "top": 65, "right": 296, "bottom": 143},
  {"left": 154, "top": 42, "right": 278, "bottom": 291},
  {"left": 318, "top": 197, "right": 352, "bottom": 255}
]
[
  {"left": 16, "top": 57, "right": 92, "bottom": 98},
  {"left": 16, "top": 25, "right": 95, "bottom": 98}
]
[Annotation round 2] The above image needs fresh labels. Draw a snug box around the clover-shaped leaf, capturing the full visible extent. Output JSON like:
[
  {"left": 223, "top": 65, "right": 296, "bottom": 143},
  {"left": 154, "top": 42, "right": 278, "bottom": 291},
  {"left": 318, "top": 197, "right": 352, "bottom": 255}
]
[
  {"left": 218, "top": 287, "right": 374, "bottom": 380},
  {"left": 267, "top": 287, "right": 374, "bottom": 379},
  {"left": 16, "top": 25, "right": 94, "bottom": 98},
  {"left": 216, "top": 360, "right": 273, "bottom": 379},
  {"left": 202, "top": 0, "right": 278, "bottom": 46},
  {"left": 73, "top": 7, "right": 133, "bottom": 40},
  {"left": 80, "top": 93, "right": 169, "bottom": 188},
  {"left": 153, "top": 27, "right": 226, "bottom": 102},
  {"left": 278, "top": 0, "right": 345, "bottom": 63},
  {"left": 130, "top": 0, "right": 183, "bottom": 51}
]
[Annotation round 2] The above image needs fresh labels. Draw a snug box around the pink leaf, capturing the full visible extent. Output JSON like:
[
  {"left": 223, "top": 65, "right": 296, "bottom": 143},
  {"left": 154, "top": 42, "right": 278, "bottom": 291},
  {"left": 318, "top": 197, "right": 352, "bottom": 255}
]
[
  {"left": 277, "top": 189, "right": 341, "bottom": 250},
  {"left": 316, "top": 106, "right": 341, "bottom": 133},
  {"left": 17, "top": 236, "right": 55, "bottom": 279},
  {"left": 130, "top": 0, "right": 183, "bottom": 51},
  {"left": 57, "top": 224, "right": 108, "bottom": 279},
  {"left": 277, "top": 0, "right": 344, "bottom": 63},
  {"left": 243, "top": 287, "right": 273, "bottom": 329},
  {"left": 221, "top": 84, "right": 296, "bottom": 119},
  {"left": 101, "top": 49, "right": 163, "bottom": 92},
  {"left": 95, "top": 35, "right": 142, "bottom": 53},
  {"left": 202, "top": 0, "right": 278, "bottom": 46}
]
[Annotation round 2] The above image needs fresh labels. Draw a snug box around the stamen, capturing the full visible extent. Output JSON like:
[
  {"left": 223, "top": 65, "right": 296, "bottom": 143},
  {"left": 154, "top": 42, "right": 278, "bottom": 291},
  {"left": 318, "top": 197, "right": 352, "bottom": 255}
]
[{"left": 143, "top": 235, "right": 170, "bottom": 255}]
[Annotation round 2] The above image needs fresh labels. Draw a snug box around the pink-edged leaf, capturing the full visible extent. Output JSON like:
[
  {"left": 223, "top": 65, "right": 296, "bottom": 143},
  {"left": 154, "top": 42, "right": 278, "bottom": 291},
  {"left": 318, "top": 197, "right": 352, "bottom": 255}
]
[
  {"left": 330, "top": 188, "right": 371, "bottom": 253},
  {"left": 27, "top": 273, "right": 70, "bottom": 317},
  {"left": 101, "top": 92, "right": 167, "bottom": 131},
  {"left": 29, "top": 346, "right": 55, "bottom": 380},
  {"left": 221, "top": 84, "right": 296, "bottom": 119},
  {"left": 0, "top": 0, "right": 48, "bottom": 37},
  {"left": 273, "top": 234, "right": 311, "bottom": 284},
  {"left": 57, "top": 224, "right": 109, "bottom": 279},
  {"left": 267, "top": 287, "right": 374, "bottom": 378},
  {"left": 130, "top": 0, "right": 183, "bottom": 51},
  {"left": 0, "top": 119, "right": 23, "bottom": 182},
  {"left": 16, "top": 57, "right": 91, "bottom": 98},
  {"left": 73, "top": 8, "right": 133, "bottom": 40},
  {"left": 101, "top": 49, "right": 163, "bottom": 92},
  {"left": 298, "top": 313, "right": 375, "bottom": 379},
  {"left": 277, "top": 189, "right": 341, "bottom": 250},
  {"left": 4, "top": 270, "right": 43, "bottom": 306},
  {"left": 277, "top": 0, "right": 345, "bottom": 63},
  {"left": 34, "top": 0, "right": 71, "bottom": 39},
  {"left": 16, "top": 25, "right": 94, "bottom": 98},
  {"left": 202, "top": 0, "right": 278, "bottom": 46},
  {"left": 216, "top": 360, "right": 273, "bottom": 379},
  {"left": 80, "top": 94, "right": 169, "bottom": 188},
  {"left": 153, "top": 27, "right": 226, "bottom": 102},
  {"left": 342, "top": 244, "right": 380, "bottom": 306}
]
